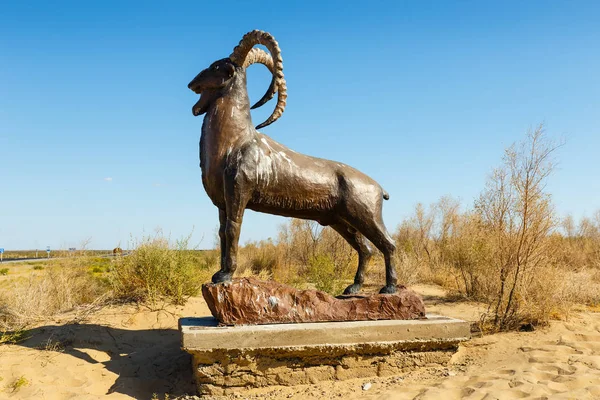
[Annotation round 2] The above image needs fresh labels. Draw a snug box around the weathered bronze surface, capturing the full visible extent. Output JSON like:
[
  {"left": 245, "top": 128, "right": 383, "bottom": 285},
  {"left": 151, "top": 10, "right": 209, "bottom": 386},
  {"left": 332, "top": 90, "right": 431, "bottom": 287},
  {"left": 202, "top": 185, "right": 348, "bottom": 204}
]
[
  {"left": 188, "top": 30, "right": 398, "bottom": 294},
  {"left": 202, "top": 277, "right": 426, "bottom": 325}
]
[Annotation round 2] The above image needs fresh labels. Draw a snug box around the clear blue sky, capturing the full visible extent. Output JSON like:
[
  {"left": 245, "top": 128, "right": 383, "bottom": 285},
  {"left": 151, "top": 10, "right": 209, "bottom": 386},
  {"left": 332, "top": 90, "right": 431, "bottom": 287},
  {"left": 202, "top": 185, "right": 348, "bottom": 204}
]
[{"left": 1, "top": 1, "right": 599, "bottom": 250}]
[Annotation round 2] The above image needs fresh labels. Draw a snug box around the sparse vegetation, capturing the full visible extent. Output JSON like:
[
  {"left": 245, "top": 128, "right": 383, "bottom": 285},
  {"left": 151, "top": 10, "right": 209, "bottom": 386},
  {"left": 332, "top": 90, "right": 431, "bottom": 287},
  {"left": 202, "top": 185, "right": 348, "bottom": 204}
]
[
  {"left": 1, "top": 125, "right": 598, "bottom": 337},
  {"left": 237, "top": 219, "right": 356, "bottom": 294},
  {"left": 38, "top": 337, "right": 66, "bottom": 352},
  {"left": 0, "top": 261, "right": 108, "bottom": 335},
  {"left": 385, "top": 125, "right": 600, "bottom": 331},
  {"left": 229, "top": 125, "right": 600, "bottom": 331},
  {"left": 0, "top": 329, "right": 28, "bottom": 345},
  {"left": 8, "top": 375, "right": 29, "bottom": 392},
  {"left": 1, "top": 236, "right": 218, "bottom": 341}
]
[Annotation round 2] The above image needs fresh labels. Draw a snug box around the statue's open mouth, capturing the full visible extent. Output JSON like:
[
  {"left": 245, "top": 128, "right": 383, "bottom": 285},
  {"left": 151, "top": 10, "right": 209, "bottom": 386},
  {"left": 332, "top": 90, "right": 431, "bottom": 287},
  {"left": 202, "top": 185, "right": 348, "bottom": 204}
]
[
  {"left": 191, "top": 90, "right": 211, "bottom": 117},
  {"left": 189, "top": 81, "right": 206, "bottom": 116},
  {"left": 187, "top": 77, "right": 205, "bottom": 116}
]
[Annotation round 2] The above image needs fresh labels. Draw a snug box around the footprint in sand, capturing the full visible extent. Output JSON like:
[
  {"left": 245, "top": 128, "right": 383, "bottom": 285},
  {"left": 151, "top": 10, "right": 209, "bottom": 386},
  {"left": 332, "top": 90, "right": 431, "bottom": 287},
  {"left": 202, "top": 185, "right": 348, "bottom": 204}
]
[
  {"left": 551, "top": 375, "right": 576, "bottom": 383},
  {"left": 535, "top": 364, "right": 577, "bottom": 375},
  {"left": 497, "top": 369, "right": 517, "bottom": 376},
  {"left": 472, "top": 381, "right": 493, "bottom": 389},
  {"left": 521, "top": 344, "right": 583, "bottom": 355},
  {"left": 528, "top": 355, "right": 559, "bottom": 364},
  {"left": 569, "top": 355, "right": 600, "bottom": 370},
  {"left": 574, "top": 333, "right": 600, "bottom": 342},
  {"left": 529, "top": 370, "right": 566, "bottom": 381}
]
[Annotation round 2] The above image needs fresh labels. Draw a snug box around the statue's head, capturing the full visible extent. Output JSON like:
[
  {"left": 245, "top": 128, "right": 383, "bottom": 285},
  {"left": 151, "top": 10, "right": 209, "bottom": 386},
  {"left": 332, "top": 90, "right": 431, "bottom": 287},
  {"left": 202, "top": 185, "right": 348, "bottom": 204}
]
[
  {"left": 188, "top": 58, "right": 237, "bottom": 117},
  {"left": 188, "top": 30, "right": 288, "bottom": 129}
]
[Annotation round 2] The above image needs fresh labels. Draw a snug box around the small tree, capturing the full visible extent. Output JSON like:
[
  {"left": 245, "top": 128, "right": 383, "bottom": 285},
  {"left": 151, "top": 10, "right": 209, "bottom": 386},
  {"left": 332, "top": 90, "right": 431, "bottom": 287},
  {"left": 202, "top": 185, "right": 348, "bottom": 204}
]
[{"left": 476, "top": 124, "right": 561, "bottom": 330}]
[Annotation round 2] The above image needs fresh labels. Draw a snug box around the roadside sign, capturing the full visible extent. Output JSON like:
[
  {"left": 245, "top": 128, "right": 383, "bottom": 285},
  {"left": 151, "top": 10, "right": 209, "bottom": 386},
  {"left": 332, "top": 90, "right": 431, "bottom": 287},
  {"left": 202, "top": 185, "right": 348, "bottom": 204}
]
[
  {"left": 46, "top": 246, "right": 51, "bottom": 259},
  {"left": 0, "top": 248, "right": 4, "bottom": 263}
]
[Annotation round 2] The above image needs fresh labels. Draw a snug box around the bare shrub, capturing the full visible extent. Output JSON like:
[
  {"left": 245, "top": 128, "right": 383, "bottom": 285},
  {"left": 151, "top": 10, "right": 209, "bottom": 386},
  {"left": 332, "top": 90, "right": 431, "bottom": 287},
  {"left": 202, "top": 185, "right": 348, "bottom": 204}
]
[
  {"left": 554, "top": 213, "right": 600, "bottom": 270},
  {"left": 476, "top": 125, "right": 561, "bottom": 330},
  {"left": 270, "top": 219, "right": 355, "bottom": 291},
  {"left": 439, "top": 213, "right": 492, "bottom": 298},
  {"left": 388, "top": 125, "right": 598, "bottom": 330},
  {"left": 554, "top": 268, "right": 600, "bottom": 310},
  {"left": 240, "top": 239, "right": 281, "bottom": 276},
  {"left": 230, "top": 219, "right": 357, "bottom": 293},
  {"left": 382, "top": 252, "right": 422, "bottom": 287},
  {"left": 395, "top": 203, "right": 436, "bottom": 266}
]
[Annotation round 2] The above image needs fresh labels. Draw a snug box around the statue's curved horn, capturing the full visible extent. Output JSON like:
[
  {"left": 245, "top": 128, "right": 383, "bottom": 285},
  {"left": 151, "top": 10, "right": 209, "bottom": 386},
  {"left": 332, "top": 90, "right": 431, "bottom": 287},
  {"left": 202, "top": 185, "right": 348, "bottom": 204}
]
[
  {"left": 243, "top": 48, "right": 277, "bottom": 110},
  {"left": 243, "top": 48, "right": 274, "bottom": 70},
  {"left": 230, "top": 30, "right": 287, "bottom": 129}
]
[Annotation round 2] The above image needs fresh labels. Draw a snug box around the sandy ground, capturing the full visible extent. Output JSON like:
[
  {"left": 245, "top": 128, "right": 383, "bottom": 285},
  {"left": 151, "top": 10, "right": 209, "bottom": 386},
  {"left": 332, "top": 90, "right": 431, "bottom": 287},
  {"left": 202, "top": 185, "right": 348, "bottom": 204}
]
[{"left": 1, "top": 285, "right": 599, "bottom": 400}]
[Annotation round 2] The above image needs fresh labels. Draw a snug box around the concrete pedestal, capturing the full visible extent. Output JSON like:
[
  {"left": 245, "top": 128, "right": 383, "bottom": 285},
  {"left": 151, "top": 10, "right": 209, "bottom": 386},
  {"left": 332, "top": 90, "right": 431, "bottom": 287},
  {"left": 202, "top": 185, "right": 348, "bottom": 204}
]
[{"left": 179, "top": 315, "right": 470, "bottom": 395}]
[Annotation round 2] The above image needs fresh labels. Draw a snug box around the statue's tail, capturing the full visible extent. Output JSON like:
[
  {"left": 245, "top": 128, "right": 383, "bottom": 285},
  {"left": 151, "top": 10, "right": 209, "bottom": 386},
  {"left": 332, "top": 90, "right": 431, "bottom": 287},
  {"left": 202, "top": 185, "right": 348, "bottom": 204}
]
[{"left": 383, "top": 190, "right": 390, "bottom": 200}]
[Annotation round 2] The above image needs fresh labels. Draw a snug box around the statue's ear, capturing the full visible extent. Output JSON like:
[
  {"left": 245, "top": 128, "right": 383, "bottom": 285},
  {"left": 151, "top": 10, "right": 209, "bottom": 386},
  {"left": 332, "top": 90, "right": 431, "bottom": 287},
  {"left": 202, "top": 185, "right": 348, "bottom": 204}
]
[{"left": 223, "top": 62, "right": 235, "bottom": 79}]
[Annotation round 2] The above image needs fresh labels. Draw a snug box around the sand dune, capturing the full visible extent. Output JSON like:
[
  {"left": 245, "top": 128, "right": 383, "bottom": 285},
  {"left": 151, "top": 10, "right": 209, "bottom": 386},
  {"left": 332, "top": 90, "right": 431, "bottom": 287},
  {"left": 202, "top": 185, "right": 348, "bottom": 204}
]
[
  {"left": 355, "top": 311, "right": 600, "bottom": 400},
  {"left": 1, "top": 287, "right": 599, "bottom": 399},
  {"left": 0, "top": 298, "right": 208, "bottom": 399}
]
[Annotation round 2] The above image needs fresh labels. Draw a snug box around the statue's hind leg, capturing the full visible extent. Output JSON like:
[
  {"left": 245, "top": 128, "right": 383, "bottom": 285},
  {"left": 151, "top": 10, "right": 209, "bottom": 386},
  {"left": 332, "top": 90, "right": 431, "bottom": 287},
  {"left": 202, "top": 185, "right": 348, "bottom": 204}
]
[
  {"left": 331, "top": 223, "right": 373, "bottom": 295},
  {"left": 346, "top": 214, "right": 398, "bottom": 294}
]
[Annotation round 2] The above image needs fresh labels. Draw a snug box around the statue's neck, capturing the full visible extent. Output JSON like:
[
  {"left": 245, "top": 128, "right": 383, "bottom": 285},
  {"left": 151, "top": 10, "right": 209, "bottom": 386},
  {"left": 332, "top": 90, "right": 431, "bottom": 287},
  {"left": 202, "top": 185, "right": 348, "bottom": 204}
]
[{"left": 202, "top": 72, "right": 254, "bottom": 150}]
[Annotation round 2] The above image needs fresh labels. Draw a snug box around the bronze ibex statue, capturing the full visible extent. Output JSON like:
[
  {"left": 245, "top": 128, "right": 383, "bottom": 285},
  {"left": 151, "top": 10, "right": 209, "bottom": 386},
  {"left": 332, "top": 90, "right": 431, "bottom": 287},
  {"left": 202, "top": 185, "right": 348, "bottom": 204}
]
[{"left": 188, "top": 30, "right": 398, "bottom": 294}]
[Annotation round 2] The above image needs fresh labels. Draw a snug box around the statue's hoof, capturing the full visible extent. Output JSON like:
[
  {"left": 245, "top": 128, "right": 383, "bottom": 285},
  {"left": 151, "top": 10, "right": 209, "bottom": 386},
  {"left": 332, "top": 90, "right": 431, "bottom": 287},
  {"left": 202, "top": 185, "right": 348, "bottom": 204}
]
[
  {"left": 379, "top": 284, "right": 397, "bottom": 294},
  {"left": 343, "top": 283, "right": 362, "bottom": 295},
  {"left": 211, "top": 271, "right": 233, "bottom": 284}
]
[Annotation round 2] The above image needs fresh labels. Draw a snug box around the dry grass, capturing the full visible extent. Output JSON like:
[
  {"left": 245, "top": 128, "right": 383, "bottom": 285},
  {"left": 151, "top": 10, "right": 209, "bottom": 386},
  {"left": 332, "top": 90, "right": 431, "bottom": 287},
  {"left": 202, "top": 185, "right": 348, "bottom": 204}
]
[
  {"left": 0, "top": 259, "right": 109, "bottom": 335},
  {"left": 1, "top": 234, "right": 219, "bottom": 341}
]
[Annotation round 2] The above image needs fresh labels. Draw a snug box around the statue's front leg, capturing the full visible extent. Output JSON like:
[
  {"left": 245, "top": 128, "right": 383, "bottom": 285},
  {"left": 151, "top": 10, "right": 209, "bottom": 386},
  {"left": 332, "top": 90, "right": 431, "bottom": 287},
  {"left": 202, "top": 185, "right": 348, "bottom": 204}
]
[
  {"left": 212, "top": 208, "right": 233, "bottom": 283},
  {"left": 218, "top": 208, "right": 226, "bottom": 269},
  {"left": 211, "top": 176, "right": 250, "bottom": 284},
  {"left": 211, "top": 209, "right": 229, "bottom": 283}
]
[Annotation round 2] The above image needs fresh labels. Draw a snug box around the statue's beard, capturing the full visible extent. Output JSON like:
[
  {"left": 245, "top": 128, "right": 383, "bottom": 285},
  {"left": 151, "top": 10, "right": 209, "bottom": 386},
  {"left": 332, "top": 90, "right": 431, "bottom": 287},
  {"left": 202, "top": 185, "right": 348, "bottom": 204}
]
[{"left": 192, "top": 93, "right": 211, "bottom": 116}]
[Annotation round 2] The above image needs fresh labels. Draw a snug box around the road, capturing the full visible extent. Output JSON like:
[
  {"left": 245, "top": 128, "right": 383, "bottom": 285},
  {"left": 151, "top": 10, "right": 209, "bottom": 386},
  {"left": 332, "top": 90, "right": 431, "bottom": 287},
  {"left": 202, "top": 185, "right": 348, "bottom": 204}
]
[
  {"left": 0, "top": 257, "right": 66, "bottom": 264},
  {"left": 0, "top": 253, "right": 127, "bottom": 264}
]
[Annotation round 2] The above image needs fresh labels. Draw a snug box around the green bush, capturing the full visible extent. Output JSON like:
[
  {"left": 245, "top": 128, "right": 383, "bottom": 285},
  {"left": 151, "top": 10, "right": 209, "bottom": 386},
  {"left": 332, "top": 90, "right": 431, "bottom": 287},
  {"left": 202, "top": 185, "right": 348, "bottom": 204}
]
[
  {"left": 0, "top": 268, "right": 8, "bottom": 276},
  {"left": 108, "top": 234, "right": 212, "bottom": 305},
  {"left": 32, "top": 265, "right": 43, "bottom": 271},
  {"left": 305, "top": 254, "right": 346, "bottom": 295},
  {"left": 0, "top": 329, "right": 28, "bottom": 345}
]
